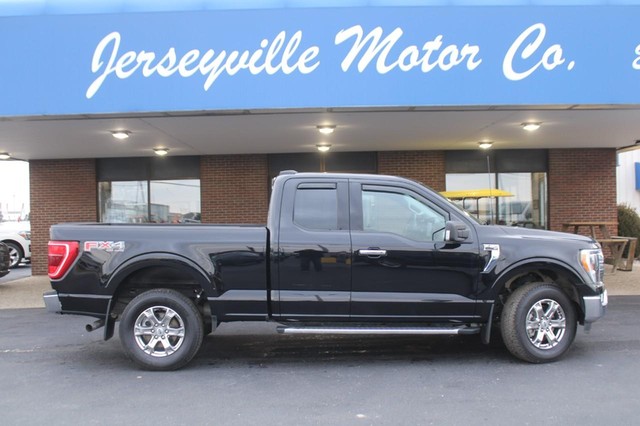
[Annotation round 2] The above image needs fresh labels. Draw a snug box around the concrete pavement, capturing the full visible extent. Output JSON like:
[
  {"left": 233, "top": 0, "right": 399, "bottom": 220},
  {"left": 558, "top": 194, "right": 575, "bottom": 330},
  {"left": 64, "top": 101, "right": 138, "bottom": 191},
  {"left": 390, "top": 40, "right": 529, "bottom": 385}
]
[{"left": 1, "top": 263, "right": 639, "bottom": 310}]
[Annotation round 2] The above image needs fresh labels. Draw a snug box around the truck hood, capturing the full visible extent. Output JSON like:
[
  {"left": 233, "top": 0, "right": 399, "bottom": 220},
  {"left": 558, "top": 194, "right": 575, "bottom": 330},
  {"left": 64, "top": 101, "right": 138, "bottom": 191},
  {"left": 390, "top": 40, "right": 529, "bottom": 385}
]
[{"left": 490, "top": 225, "right": 596, "bottom": 244}]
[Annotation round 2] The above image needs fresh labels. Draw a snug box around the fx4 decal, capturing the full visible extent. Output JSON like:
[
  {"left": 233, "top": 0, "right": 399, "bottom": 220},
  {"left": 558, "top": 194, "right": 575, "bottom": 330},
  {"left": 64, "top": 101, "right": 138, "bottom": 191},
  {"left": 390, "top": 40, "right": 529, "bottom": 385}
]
[{"left": 84, "top": 241, "right": 125, "bottom": 252}]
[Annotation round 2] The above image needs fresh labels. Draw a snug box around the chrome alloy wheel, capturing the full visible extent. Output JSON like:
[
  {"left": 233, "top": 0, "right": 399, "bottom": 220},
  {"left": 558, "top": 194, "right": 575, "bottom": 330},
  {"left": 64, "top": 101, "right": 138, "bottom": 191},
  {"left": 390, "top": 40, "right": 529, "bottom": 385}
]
[
  {"left": 525, "top": 299, "right": 566, "bottom": 349},
  {"left": 133, "top": 306, "right": 186, "bottom": 357},
  {"left": 8, "top": 246, "right": 20, "bottom": 268}
]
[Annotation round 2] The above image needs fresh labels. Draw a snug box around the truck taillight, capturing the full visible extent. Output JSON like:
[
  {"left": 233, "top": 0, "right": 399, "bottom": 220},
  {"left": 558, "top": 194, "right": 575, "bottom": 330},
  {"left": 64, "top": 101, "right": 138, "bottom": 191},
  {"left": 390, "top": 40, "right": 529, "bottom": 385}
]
[{"left": 48, "top": 241, "right": 79, "bottom": 280}]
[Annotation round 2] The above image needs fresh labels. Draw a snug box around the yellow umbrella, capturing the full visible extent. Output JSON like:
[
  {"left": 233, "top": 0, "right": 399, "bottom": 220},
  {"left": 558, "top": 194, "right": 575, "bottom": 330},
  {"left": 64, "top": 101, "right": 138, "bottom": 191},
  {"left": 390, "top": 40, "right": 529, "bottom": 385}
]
[
  {"left": 440, "top": 189, "right": 515, "bottom": 224},
  {"left": 440, "top": 189, "right": 514, "bottom": 199}
]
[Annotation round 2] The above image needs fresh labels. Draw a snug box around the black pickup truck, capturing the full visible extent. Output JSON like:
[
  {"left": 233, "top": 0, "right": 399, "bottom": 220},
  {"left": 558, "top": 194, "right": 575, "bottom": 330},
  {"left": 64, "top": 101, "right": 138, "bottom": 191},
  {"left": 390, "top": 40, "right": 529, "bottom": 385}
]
[{"left": 44, "top": 171, "right": 607, "bottom": 370}]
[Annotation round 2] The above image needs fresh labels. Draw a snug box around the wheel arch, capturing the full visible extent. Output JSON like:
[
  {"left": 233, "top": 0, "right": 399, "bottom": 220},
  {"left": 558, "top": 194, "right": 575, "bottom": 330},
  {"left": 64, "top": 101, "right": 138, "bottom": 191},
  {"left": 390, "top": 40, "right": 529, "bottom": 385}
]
[
  {"left": 2, "top": 239, "right": 23, "bottom": 248},
  {"left": 489, "top": 259, "right": 587, "bottom": 320},
  {"left": 102, "top": 253, "right": 215, "bottom": 340}
]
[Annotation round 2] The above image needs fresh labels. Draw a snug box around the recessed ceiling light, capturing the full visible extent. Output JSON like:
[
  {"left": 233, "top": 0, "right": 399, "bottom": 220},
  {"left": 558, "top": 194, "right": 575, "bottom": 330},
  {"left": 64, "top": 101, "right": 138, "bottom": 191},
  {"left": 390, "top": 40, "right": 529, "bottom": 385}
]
[
  {"left": 316, "top": 125, "right": 336, "bottom": 135},
  {"left": 153, "top": 147, "right": 169, "bottom": 156},
  {"left": 111, "top": 130, "right": 131, "bottom": 140},
  {"left": 0, "top": 152, "right": 11, "bottom": 160},
  {"left": 316, "top": 144, "right": 331, "bottom": 152},
  {"left": 478, "top": 141, "right": 493, "bottom": 150},
  {"left": 521, "top": 122, "right": 541, "bottom": 132}
]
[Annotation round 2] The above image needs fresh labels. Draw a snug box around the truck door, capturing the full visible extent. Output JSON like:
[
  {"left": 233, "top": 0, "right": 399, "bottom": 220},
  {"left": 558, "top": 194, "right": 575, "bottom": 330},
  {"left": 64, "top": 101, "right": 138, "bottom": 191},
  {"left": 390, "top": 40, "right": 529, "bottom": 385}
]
[
  {"left": 274, "top": 178, "right": 351, "bottom": 320},
  {"left": 349, "top": 182, "right": 481, "bottom": 322}
]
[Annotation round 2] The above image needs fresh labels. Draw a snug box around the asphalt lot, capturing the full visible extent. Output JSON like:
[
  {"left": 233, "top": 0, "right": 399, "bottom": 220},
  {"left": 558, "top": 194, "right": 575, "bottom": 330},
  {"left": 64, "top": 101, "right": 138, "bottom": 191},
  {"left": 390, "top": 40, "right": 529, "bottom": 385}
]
[
  {"left": 0, "top": 264, "right": 31, "bottom": 283},
  {"left": 1, "top": 297, "right": 639, "bottom": 425}
]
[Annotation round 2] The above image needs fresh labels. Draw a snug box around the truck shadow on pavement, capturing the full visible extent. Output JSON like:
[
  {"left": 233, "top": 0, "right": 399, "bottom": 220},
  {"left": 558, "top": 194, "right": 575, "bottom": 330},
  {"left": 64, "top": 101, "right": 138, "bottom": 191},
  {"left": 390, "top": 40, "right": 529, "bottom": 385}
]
[{"left": 193, "top": 332, "right": 513, "bottom": 368}]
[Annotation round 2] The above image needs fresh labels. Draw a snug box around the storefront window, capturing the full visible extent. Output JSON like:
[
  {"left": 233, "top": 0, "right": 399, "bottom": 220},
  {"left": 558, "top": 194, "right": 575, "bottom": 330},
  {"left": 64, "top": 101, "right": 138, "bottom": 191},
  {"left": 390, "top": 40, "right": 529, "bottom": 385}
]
[
  {"left": 497, "top": 173, "right": 547, "bottom": 229},
  {"left": 99, "top": 181, "right": 149, "bottom": 223},
  {"left": 97, "top": 157, "right": 201, "bottom": 224},
  {"left": 445, "top": 173, "right": 497, "bottom": 225},
  {"left": 150, "top": 180, "right": 201, "bottom": 223},
  {"left": 99, "top": 180, "right": 201, "bottom": 223},
  {"left": 445, "top": 172, "right": 547, "bottom": 228},
  {"left": 445, "top": 150, "right": 548, "bottom": 229}
]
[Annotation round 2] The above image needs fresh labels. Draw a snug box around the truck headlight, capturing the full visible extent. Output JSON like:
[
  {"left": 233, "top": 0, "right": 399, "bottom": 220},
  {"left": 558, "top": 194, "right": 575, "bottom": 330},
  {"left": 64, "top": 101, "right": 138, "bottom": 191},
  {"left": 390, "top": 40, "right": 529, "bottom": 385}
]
[
  {"left": 18, "top": 231, "right": 31, "bottom": 241},
  {"left": 580, "top": 248, "right": 604, "bottom": 284}
]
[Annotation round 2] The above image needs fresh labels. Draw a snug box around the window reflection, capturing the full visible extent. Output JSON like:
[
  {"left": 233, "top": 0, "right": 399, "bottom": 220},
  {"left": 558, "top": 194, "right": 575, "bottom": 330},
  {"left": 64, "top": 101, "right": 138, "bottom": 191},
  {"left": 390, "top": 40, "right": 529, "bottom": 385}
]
[
  {"left": 294, "top": 188, "right": 338, "bottom": 230},
  {"left": 497, "top": 173, "right": 547, "bottom": 229},
  {"left": 150, "top": 180, "right": 201, "bottom": 223},
  {"left": 445, "top": 174, "right": 497, "bottom": 225},
  {"left": 99, "top": 181, "right": 149, "bottom": 223},
  {"left": 445, "top": 173, "right": 547, "bottom": 229},
  {"left": 99, "top": 180, "right": 200, "bottom": 224}
]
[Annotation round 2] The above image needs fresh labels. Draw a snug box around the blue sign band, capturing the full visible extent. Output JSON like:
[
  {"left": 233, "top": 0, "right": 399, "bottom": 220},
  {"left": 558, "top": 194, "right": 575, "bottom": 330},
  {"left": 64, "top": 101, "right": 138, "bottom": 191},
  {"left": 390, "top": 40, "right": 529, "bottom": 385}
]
[{"left": 1, "top": 6, "right": 639, "bottom": 116}]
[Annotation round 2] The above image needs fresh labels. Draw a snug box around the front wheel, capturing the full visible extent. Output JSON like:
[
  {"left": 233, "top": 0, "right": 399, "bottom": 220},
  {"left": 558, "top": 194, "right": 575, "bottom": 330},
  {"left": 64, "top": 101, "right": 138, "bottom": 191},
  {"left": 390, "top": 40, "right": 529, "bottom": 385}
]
[
  {"left": 119, "top": 289, "right": 204, "bottom": 371},
  {"left": 500, "top": 283, "right": 577, "bottom": 363}
]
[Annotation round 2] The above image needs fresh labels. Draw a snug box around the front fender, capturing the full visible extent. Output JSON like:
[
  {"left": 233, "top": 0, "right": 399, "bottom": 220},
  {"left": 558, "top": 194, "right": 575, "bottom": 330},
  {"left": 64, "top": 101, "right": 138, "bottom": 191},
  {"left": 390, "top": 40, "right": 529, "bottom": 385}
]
[{"left": 481, "top": 257, "right": 587, "bottom": 301}]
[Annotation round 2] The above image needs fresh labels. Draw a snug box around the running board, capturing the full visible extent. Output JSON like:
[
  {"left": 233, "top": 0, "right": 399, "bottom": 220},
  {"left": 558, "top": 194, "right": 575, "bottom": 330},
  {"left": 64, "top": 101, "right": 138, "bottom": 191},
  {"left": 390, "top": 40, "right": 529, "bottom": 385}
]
[{"left": 276, "top": 325, "right": 481, "bottom": 336}]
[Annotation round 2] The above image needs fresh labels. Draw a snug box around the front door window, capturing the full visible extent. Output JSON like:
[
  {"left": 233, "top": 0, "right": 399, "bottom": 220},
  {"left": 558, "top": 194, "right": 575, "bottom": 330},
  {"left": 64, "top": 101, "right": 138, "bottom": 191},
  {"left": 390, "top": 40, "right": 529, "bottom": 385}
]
[{"left": 362, "top": 190, "right": 446, "bottom": 242}]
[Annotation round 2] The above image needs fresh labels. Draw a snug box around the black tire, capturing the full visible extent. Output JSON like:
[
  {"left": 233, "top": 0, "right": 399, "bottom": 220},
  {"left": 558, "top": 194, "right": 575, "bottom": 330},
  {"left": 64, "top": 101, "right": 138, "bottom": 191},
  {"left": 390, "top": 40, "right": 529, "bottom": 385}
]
[
  {"left": 500, "top": 283, "right": 577, "bottom": 363},
  {"left": 5, "top": 242, "right": 23, "bottom": 269},
  {"left": 119, "top": 289, "right": 204, "bottom": 371}
]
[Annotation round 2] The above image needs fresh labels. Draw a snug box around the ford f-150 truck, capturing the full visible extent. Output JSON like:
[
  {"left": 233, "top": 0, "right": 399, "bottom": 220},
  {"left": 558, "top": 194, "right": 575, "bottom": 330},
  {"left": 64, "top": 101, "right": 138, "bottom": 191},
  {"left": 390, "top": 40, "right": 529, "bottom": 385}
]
[{"left": 44, "top": 171, "right": 608, "bottom": 370}]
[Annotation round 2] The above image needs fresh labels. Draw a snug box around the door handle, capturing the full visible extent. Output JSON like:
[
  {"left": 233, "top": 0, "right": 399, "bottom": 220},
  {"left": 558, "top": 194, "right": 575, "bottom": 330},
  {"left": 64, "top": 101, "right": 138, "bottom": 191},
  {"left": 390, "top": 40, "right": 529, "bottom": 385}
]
[{"left": 358, "top": 249, "right": 387, "bottom": 258}]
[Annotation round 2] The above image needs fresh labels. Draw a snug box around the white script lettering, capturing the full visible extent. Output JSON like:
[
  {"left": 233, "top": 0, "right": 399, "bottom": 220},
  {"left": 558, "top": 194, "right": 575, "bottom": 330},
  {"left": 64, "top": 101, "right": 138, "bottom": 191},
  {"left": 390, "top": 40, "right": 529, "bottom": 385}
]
[
  {"left": 335, "top": 25, "right": 481, "bottom": 74},
  {"left": 503, "top": 23, "right": 574, "bottom": 81},
  {"left": 633, "top": 44, "right": 640, "bottom": 70},
  {"left": 86, "top": 31, "right": 320, "bottom": 99}
]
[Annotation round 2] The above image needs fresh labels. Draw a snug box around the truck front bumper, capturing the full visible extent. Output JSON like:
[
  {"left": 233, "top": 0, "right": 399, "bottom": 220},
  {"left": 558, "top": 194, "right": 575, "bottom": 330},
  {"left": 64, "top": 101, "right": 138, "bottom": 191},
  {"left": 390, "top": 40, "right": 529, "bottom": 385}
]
[
  {"left": 583, "top": 289, "right": 608, "bottom": 323},
  {"left": 43, "top": 290, "right": 62, "bottom": 314}
]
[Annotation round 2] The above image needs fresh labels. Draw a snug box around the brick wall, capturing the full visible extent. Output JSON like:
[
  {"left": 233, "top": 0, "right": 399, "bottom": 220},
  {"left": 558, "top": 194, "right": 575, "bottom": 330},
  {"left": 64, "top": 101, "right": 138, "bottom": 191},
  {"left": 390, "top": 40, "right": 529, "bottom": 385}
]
[
  {"left": 200, "top": 155, "right": 269, "bottom": 223},
  {"left": 30, "top": 159, "right": 97, "bottom": 275},
  {"left": 377, "top": 151, "right": 446, "bottom": 191},
  {"left": 26, "top": 149, "right": 617, "bottom": 274},
  {"left": 549, "top": 149, "right": 618, "bottom": 235}
]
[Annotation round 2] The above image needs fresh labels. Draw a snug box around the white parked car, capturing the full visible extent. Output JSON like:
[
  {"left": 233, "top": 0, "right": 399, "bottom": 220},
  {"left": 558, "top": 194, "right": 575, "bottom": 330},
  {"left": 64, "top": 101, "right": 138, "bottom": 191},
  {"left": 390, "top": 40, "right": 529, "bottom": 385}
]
[{"left": 0, "top": 221, "right": 31, "bottom": 268}]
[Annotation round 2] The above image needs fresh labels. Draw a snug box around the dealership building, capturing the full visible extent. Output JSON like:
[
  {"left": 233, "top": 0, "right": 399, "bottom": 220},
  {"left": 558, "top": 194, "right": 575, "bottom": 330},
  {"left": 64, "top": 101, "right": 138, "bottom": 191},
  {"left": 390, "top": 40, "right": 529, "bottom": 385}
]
[{"left": 1, "top": 0, "right": 638, "bottom": 275}]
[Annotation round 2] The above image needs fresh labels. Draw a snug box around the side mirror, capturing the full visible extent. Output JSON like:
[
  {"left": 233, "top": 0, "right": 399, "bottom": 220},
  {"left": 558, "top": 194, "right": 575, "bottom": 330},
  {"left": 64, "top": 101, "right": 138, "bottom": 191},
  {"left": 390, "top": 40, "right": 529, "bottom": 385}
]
[{"left": 444, "top": 221, "right": 470, "bottom": 242}]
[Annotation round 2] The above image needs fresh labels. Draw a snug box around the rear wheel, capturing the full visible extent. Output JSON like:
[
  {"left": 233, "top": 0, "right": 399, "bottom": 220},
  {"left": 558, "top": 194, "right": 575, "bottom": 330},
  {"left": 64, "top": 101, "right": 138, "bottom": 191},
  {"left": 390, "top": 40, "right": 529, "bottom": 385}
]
[
  {"left": 501, "top": 283, "right": 577, "bottom": 363},
  {"left": 119, "top": 289, "right": 204, "bottom": 371}
]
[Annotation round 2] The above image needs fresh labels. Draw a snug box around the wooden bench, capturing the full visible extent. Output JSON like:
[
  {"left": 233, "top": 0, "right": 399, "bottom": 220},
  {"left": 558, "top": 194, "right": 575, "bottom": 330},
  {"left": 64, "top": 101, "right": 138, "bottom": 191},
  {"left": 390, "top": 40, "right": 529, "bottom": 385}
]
[
  {"left": 597, "top": 239, "right": 628, "bottom": 274},
  {"left": 611, "top": 236, "right": 637, "bottom": 271},
  {"left": 562, "top": 221, "right": 618, "bottom": 239}
]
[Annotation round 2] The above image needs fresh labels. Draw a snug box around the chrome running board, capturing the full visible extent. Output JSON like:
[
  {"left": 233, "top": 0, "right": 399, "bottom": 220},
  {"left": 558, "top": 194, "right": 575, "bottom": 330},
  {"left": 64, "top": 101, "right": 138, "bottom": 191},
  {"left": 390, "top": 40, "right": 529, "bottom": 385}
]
[{"left": 276, "top": 326, "right": 480, "bottom": 336}]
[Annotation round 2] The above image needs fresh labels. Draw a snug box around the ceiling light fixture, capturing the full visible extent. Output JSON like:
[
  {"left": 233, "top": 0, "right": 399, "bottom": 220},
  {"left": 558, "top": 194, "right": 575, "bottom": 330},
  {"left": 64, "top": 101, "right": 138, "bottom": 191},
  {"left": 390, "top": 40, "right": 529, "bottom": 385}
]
[
  {"left": 478, "top": 141, "right": 493, "bottom": 150},
  {"left": 316, "top": 144, "right": 331, "bottom": 152},
  {"left": 521, "top": 122, "right": 542, "bottom": 132},
  {"left": 111, "top": 130, "right": 131, "bottom": 140},
  {"left": 316, "top": 125, "right": 336, "bottom": 135},
  {"left": 153, "top": 147, "right": 169, "bottom": 156},
  {"left": 0, "top": 152, "right": 11, "bottom": 160}
]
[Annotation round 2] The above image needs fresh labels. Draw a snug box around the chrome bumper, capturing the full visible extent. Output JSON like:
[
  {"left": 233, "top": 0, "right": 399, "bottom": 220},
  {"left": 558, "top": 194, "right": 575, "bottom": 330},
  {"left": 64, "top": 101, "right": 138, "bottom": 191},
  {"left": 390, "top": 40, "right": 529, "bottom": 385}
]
[
  {"left": 583, "top": 289, "right": 608, "bottom": 323},
  {"left": 43, "top": 290, "right": 62, "bottom": 314}
]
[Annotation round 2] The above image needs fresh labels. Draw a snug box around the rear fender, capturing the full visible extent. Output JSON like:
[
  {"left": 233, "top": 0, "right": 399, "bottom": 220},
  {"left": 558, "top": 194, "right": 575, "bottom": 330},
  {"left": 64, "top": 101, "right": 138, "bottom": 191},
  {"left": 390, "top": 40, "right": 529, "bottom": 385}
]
[{"left": 102, "top": 253, "right": 214, "bottom": 340}]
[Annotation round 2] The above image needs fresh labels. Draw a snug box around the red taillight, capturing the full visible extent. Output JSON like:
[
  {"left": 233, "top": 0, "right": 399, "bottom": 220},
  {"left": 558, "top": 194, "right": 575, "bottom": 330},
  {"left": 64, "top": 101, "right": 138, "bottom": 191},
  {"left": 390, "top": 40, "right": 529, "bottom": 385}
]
[{"left": 48, "top": 241, "right": 79, "bottom": 280}]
